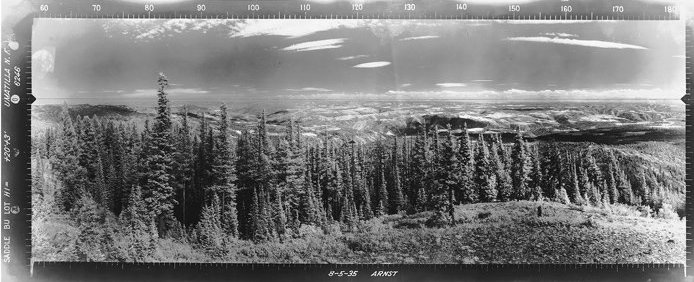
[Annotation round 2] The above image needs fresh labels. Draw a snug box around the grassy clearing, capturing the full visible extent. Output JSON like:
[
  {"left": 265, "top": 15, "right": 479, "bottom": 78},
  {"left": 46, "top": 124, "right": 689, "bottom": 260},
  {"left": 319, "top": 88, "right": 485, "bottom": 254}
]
[{"left": 34, "top": 201, "right": 684, "bottom": 263}]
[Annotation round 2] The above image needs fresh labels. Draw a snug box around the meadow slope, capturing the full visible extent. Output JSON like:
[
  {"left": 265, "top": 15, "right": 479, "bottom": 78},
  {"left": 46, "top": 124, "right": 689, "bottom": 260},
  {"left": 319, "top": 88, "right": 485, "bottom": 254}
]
[{"left": 34, "top": 201, "right": 684, "bottom": 263}]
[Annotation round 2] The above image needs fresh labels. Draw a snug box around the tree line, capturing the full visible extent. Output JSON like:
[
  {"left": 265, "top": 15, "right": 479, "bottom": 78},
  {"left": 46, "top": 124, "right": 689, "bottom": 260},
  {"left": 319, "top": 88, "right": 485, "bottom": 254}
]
[{"left": 32, "top": 74, "right": 674, "bottom": 260}]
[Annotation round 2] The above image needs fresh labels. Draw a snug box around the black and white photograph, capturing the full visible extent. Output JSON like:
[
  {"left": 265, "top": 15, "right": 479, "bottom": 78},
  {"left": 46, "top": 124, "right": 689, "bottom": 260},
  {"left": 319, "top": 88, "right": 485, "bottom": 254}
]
[{"left": 30, "top": 18, "right": 685, "bottom": 264}]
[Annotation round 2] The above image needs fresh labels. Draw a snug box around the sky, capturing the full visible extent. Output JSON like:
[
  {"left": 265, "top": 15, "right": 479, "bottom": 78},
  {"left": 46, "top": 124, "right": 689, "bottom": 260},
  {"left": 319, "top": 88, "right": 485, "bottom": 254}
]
[{"left": 32, "top": 19, "right": 685, "bottom": 105}]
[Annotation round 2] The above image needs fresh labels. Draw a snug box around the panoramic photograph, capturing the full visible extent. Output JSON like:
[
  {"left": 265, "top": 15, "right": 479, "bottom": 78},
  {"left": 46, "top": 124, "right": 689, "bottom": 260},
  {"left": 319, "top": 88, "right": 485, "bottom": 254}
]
[{"left": 31, "top": 19, "right": 685, "bottom": 263}]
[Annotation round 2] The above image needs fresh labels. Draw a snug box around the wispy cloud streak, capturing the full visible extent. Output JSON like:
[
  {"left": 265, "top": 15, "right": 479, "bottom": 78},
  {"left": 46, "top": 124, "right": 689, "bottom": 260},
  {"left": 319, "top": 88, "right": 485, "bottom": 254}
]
[
  {"left": 353, "top": 61, "right": 391, "bottom": 68},
  {"left": 506, "top": 36, "right": 647, "bottom": 50},
  {"left": 282, "top": 38, "right": 346, "bottom": 52}
]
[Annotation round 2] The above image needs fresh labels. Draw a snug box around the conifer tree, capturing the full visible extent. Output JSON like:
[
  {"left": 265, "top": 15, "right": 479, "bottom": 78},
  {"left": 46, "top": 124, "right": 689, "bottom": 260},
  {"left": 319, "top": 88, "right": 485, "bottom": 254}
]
[
  {"left": 457, "top": 123, "right": 477, "bottom": 204},
  {"left": 78, "top": 116, "right": 107, "bottom": 206},
  {"left": 439, "top": 126, "right": 458, "bottom": 224},
  {"left": 272, "top": 187, "right": 287, "bottom": 238},
  {"left": 119, "top": 185, "right": 157, "bottom": 261},
  {"left": 375, "top": 167, "right": 388, "bottom": 217},
  {"left": 196, "top": 112, "right": 211, "bottom": 191},
  {"left": 74, "top": 194, "right": 112, "bottom": 262},
  {"left": 632, "top": 169, "right": 648, "bottom": 205},
  {"left": 276, "top": 121, "right": 306, "bottom": 231},
  {"left": 475, "top": 134, "right": 497, "bottom": 202},
  {"left": 556, "top": 186, "right": 571, "bottom": 205},
  {"left": 605, "top": 152, "right": 619, "bottom": 204},
  {"left": 210, "top": 104, "right": 239, "bottom": 237},
  {"left": 52, "top": 104, "right": 87, "bottom": 211},
  {"left": 348, "top": 140, "right": 368, "bottom": 219},
  {"left": 490, "top": 135, "right": 512, "bottom": 202},
  {"left": 173, "top": 106, "right": 195, "bottom": 226},
  {"left": 585, "top": 152, "right": 604, "bottom": 202},
  {"left": 578, "top": 161, "right": 592, "bottom": 205},
  {"left": 357, "top": 147, "right": 374, "bottom": 219},
  {"left": 388, "top": 138, "right": 405, "bottom": 214},
  {"left": 540, "top": 144, "right": 561, "bottom": 200},
  {"left": 249, "top": 186, "right": 262, "bottom": 241},
  {"left": 528, "top": 146, "right": 543, "bottom": 201},
  {"left": 253, "top": 111, "right": 277, "bottom": 240},
  {"left": 616, "top": 168, "right": 634, "bottom": 204},
  {"left": 196, "top": 194, "right": 224, "bottom": 249},
  {"left": 410, "top": 125, "right": 429, "bottom": 210},
  {"left": 511, "top": 132, "right": 530, "bottom": 200},
  {"left": 300, "top": 170, "right": 318, "bottom": 224},
  {"left": 569, "top": 157, "right": 584, "bottom": 205},
  {"left": 141, "top": 73, "right": 177, "bottom": 236}
]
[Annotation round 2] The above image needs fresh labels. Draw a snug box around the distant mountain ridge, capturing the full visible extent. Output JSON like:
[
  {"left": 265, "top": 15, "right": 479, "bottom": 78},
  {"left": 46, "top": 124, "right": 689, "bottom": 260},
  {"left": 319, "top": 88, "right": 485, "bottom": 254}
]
[{"left": 32, "top": 101, "right": 685, "bottom": 145}]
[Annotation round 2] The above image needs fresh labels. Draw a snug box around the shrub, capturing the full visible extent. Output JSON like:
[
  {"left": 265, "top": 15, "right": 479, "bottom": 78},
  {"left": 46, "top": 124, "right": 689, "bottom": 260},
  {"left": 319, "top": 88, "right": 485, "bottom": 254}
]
[
  {"left": 656, "top": 203, "right": 678, "bottom": 220},
  {"left": 477, "top": 211, "right": 492, "bottom": 220},
  {"left": 393, "top": 218, "right": 425, "bottom": 229},
  {"left": 155, "top": 238, "right": 208, "bottom": 262},
  {"left": 579, "top": 217, "right": 599, "bottom": 228},
  {"left": 297, "top": 224, "right": 323, "bottom": 238},
  {"left": 425, "top": 214, "right": 451, "bottom": 228},
  {"left": 636, "top": 206, "right": 653, "bottom": 218}
]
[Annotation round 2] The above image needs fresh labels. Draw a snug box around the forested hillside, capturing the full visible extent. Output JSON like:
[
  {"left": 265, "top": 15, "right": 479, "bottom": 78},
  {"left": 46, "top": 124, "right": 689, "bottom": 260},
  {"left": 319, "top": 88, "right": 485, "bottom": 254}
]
[{"left": 31, "top": 74, "right": 685, "bottom": 262}]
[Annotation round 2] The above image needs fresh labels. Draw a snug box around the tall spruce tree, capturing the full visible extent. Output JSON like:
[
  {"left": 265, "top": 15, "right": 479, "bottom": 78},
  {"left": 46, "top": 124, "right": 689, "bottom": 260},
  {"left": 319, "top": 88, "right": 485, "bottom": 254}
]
[
  {"left": 457, "top": 123, "right": 477, "bottom": 204},
  {"left": 410, "top": 125, "right": 430, "bottom": 210},
  {"left": 388, "top": 138, "right": 405, "bottom": 214},
  {"left": 475, "top": 134, "right": 497, "bottom": 202},
  {"left": 569, "top": 156, "right": 584, "bottom": 205},
  {"left": 605, "top": 151, "right": 619, "bottom": 204},
  {"left": 52, "top": 104, "right": 87, "bottom": 211},
  {"left": 78, "top": 116, "right": 108, "bottom": 207},
  {"left": 256, "top": 111, "right": 278, "bottom": 240},
  {"left": 616, "top": 168, "right": 635, "bottom": 204},
  {"left": 585, "top": 152, "right": 605, "bottom": 203},
  {"left": 440, "top": 126, "right": 458, "bottom": 224},
  {"left": 211, "top": 104, "right": 239, "bottom": 237},
  {"left": 528, "top": 146, "right": 543, "bottom": 201},
  {"left": 511, "top": 132, "right": 530, "bottom": 200},
  {"left": 172, "top": 106, "right": 195, "bottom": 226},
  {"left": 490, "top": 135, "right": 512, "bottom": 202},
  {"left": 141, "top": 73, "right": 177, "bottom": 236},
  {"left": 357, "top": 146, "right": 374, "bottom": 219}
]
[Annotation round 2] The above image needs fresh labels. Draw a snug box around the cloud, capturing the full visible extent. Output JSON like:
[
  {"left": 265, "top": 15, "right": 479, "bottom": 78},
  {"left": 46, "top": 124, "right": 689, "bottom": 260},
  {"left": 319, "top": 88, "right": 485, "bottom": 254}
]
[
  {"left": 504, "top": 20, "right": 604, "bottom": 24},
  {"left": 337, "top": 55, "right": 369, "bottom": 61},
  {"left": 288, "top": 87, "right": 332, "bottom": 92},
  {"left": 234, "top": 20, "right": 363, "bottom": 38},
  {"left": 307, "top": 0, "right": 385, "bottom": 3},
  {"left": 436, "top": 83, "right": 467, "bottom": 87},
  {"left": 471, "top": 79, "right": 493, "bottom": 82},
  {"left": 399, "top": 35, "right": 440, "bottom": 41},
  {"left": 457, "top": 0, "right": 540, "bottom": 3},
  {"left": 121, "top": 0, "right": 190, "bottom": 3},
  {"left": 504, "top": 88, "right": 531, "bottom": 94},
  {"left": 380, "top": 88, "right": 683, "bottom": 100},
  {"left": 542, "top": 32, "right": 578, "bottom": 38},
  {"left": 353, "top": 61, "right": 391, "bottom": 68},
  {"left": 506, "top": 36, "right": 648, "bottom": 50},
  {"left": 123, "top": 88, "right": 209, "bottom": 97},
  {"left": 282, "top": 38, "right": 346, "bottom": 52},
  {"left": 106, "top": 19, "right": 237, "bottom": 41}
]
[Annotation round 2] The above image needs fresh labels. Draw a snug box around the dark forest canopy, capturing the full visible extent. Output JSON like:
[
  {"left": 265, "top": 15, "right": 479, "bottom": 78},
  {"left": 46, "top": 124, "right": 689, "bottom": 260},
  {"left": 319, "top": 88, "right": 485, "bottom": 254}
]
[{"left": 32, "top": 74, "right": 685, "bottom": 261}]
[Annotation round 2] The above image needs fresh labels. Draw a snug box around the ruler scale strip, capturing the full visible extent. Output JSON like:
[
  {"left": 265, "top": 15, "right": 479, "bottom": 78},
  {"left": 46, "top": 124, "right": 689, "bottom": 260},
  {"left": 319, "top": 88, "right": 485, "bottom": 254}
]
[
  {"left": 0, "top": 0, "right": 689, "bottom": 281},
  {"left": 29, "top": 0, "right": 680, "bottom": 20}
]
